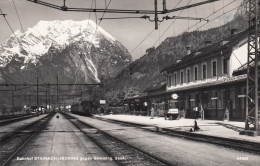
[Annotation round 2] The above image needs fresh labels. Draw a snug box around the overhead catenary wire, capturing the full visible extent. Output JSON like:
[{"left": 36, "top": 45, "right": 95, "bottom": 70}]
[
  {"left": 0, "top": 9, "right": 25, "bottom": 84},
  {"left": 131, "top": 0, "right": 239, "bottom": 56},
  {"left": 90, "top": 0, "right": 112, "bottom": 44},
  {"left": 130, "top": 0, "right": 183, "bottom": 54},
  {"left": 0, "top": 9, "right": 21, "bottom": 48},
  {"left": 27, "top": 0, "right": 219, "bottom": 15},
  {"left": 182, "top": 0, "right": 237, "bottom": 34},
  {"left": 152, "top": 0, "right": 240, "bottom": 48},
  {"left": 71, "top": 0, "right": 112, "bottom": 94},
  {"left": 12, "top": 0, "right": 49, "bottom": 85},
  {"left": 151, "top": 0, "right": 193, "bottom": 48},
  {"left": 12, "top": 0, "right": 25, "bottom": 32},
  {"left": 194, "top": 5, "right": 240, "bottom": 31}
]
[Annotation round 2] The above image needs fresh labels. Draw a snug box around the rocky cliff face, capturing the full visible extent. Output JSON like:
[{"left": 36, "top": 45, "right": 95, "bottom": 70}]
[{"left": 0, "top": 20, "right": 132, "bottom": 84}]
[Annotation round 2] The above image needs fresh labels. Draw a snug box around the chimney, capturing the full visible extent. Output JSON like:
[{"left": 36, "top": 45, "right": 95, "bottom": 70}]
[
  {"left": 231, "top": 29, "right": 237, "bottom": 36},
  {"left": 205, "top": 40, "right": 212, "bottom": 47},
  {"left": 186, "top": 45, "right": 191, "bottom": 55}
]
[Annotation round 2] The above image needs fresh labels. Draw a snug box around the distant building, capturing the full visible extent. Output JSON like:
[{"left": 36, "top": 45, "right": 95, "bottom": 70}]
[{"left": 161, "top": 29, "right": 250, "bottom": 121}]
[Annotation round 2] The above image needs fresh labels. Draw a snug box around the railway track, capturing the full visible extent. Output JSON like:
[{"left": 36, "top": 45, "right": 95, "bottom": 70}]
[
  {"left": 0, "top": 113, "right": 55, "bottom": 166},
  {"left": 0, "top": 115, "right": 24, "bottom": 120},
  {"left": 0, "top": 114, "right": 39, "bottom": 126},
  {"left": 63, "top": 113, "right": 172, "bottom": 166},
  {"left": 94, "top": 117, "right": 260, "bottom": 155}
]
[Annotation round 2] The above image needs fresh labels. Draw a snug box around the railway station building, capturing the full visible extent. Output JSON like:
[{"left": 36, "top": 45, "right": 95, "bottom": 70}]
[
  {"left": 161, "top": 29, "right": 251, "bottom": 121},
  {"left": 124, "top": 29, "right": 258, "bottom": 121}
]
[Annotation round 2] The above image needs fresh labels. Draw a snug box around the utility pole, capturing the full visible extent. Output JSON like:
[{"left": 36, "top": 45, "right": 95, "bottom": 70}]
[
  {"left": 12, "top": 91, "right": 14, "bottom": 117},
  {"left": 37, "top": 76, "right": 39, "bottom": 116},
  {"left": 163, "top": 0, "right": 166, "bottom": 11},
  {"left": 81, "top": 90, "right": 83, "bottom": 101},
  {"left": 57, "top": 75, "right": 59, "bottom": 111},
  {"left": 154, "top": 0, "right": 158, "bottom": 29},
  {"left": 29, "top": 95, "right": 31, "bottom": 106},
  {"left": 242, "top": 0, "right": 260, "bottom": 136},
  {"left": 48, "top": 89, "right": 51, "bottom": 111},
  {"left": 46, "top": 90, "right": 48, "bottom": 113}
]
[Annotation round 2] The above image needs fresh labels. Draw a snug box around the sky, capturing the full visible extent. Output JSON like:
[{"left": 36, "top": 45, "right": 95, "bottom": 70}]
[{"left": 0, "top": 0, "right": 243, "bottom": 60}]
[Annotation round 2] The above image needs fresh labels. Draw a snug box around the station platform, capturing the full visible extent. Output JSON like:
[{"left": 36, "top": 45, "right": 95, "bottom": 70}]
[{"left": 93, "top": 114, "right": 260, "bottom": 143}]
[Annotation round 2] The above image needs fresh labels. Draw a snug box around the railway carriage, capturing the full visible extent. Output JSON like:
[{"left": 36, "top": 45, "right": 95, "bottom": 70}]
[{"left": 71, "top": 101, "right": 93, "bottom": 116}]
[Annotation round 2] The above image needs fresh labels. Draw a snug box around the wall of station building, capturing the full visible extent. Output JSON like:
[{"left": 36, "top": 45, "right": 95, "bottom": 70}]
[
  {"left": 174, "top": 82, "right": 247, "bottom": 121},
  {"left": 167, "top": 54, "right": 230, "bottom": 88},
  {"left": 123, "top": 82, "right": 247, "bottom": 121},
  {"left": 166, "top": 40, "right": 248, "bottom": 90}
]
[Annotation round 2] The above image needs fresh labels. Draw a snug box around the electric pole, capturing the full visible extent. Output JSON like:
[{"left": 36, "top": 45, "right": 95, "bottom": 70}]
[
  {"left": 37, "top": 76, "right": 39, "bottom": 115},
  {"left": 154, "top": 0, "right": 158, "bottom": 29},
  {"left": 57, "top": 75, "right": 59, "bottom": 111},
  {"left": 243, "top": 0, "right": 260, "bottom": 136},
  {"left": 12, "top": 91, "right": 14, "bottom": 117}
]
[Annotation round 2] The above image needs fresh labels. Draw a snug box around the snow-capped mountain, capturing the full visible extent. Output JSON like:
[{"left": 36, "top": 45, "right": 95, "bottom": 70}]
[{"left": 0, "top": 20, "right": 132, "bottom": 83}]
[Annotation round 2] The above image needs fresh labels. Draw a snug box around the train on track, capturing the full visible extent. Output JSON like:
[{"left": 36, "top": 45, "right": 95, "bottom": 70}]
[
  {"left": 70, "top": 100, "right": 126, "bottom": 116},
  {"left": 71, "top": 101, "right": 94, "bottom": 116}
]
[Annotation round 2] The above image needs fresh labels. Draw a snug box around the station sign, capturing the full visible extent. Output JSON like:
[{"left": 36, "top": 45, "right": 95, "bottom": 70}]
[
  {"left": 238, "top": 95, "right": 246, "bottom": 98},
  {"left": 171, "top": 93, "right": 179, "bottom": 99},
  {"left": 223, "top": 74, "right": 247, "bottom": 83},
  {"left": 100, "top": 100, "right": 106, "bottom": 104}
]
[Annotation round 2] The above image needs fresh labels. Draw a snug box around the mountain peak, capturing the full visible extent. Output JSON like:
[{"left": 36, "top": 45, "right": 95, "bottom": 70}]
[{"left": 0, "top": 19, "right": 116, "bottom": 67}]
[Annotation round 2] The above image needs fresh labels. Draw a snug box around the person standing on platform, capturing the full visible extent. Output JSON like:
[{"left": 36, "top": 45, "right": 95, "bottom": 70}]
[
  {"left": 150, "top": 106, "right": 155, "bottom": 119},
  {"left": 100, "top": 106, "right": 104, "bottom": 115}
]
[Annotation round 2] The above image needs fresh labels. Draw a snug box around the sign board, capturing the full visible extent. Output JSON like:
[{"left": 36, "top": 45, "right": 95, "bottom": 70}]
[
  {"left": 211, "top": 97, "right": 218, "bottom": 100},
  {"left": 238, "top": 95, "right": 246, "bottom": 98},
  {"left": 100, "top": 100, "right": 106, "bottom": 104},
  {"left": 223, "top": 74, "right": 247, "bottom": 83},
  {"left": 171, "top": 93, "right": 179, "bottom": 99}
]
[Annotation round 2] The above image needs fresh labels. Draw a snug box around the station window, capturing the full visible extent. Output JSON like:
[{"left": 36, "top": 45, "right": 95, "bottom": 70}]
[
  {"left": 202, "top": 63, "right": 207, "bottom": 79},
  {"left": 186, "top": 68, "right": 190, "bottom": 83},
  {"left": 223, "top": 58, "right": 228, "bottom": 74},
  {"left": 171, "top": 73, "right": 174, "bottom": 86},
  {"left": 194, "top": 66, "right": 198, "bottom": 81},
  {"left": 168, "top": 75, "right": 172, "bottom": 87},
  {"left": 180, "top": 70, "right": 184, "bottom": 84},
  {"left": 174, "top": 72, "right": 177, "bottom": 85},
  {"left": 212, "top": 60, "right": 217, "bottom": 77}
]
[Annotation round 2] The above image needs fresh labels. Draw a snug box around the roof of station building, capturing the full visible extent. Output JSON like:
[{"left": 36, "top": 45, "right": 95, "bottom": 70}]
[{"left": 161, "top": 29, "right": 249, "bottom": 73}]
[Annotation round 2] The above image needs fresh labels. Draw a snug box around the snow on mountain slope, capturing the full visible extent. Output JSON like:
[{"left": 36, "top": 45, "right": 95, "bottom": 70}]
[
  {"left": 0, "top": 20, "right": 132, "bottom": 84},
  {"left": 0, "top": 20, "right": 115, "bottom": 68}
]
